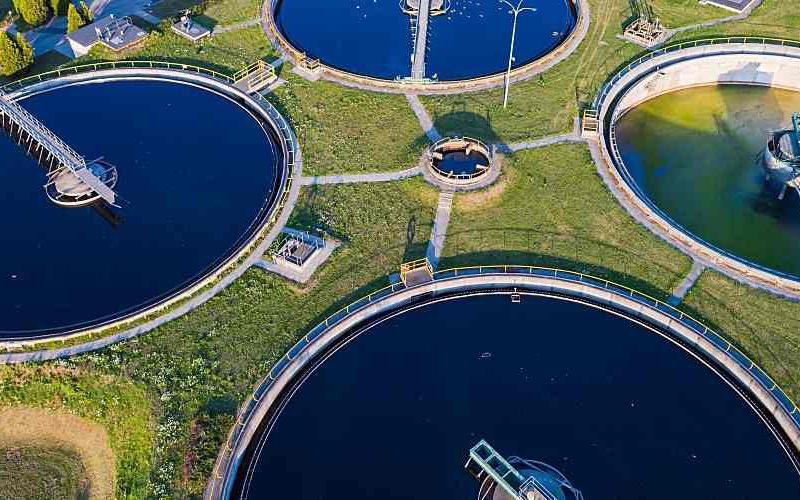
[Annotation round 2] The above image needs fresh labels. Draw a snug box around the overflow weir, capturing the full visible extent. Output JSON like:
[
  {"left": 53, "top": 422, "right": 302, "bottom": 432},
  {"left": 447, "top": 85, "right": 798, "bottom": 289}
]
[{"left": 0, "top": 87, "right": 118, "bottom": 206}]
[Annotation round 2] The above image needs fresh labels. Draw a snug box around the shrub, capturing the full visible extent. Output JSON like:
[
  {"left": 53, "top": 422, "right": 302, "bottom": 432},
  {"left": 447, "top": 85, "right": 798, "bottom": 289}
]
[
  {"left": 48, "top": 0, "right": 67, "bottom": 16},
  {"left": 0, "top": 31, "right": 33, "bottom": 76},
  {"left": 66, "top": 2, "right": 82, "bottom": 31},
  {"left": 12, "top": 0, "right": 49, "bottom": 26}
]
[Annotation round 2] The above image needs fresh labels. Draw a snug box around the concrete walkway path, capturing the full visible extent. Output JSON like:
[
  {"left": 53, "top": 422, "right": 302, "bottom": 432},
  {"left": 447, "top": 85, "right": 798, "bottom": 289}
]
[
  {"left": 502, "top": 132, "right": 584, "bottom": 153},
  {"left": 426, "top": 190, "right": 454, "bottom": 268},
  {"left": 406, "top": 94, "right": 442, "bottom": 142},
  {"left": 299, "top": 166, "right": 421, "bottom": 186},
  {"left": 668, "top": 260, "right": 706, "bottom": 306}
]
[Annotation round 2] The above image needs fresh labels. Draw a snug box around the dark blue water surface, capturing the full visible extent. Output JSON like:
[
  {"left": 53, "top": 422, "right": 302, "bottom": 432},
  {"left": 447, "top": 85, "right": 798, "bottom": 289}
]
[
  {"left": 275, "top": 0, "right": 576, "bottom": 80},
  {"left": 0, "top": 80, "right": 281, "bottom": 338},
  {"left": 239, "top": 294, "right": 799, "bottom": 499}
]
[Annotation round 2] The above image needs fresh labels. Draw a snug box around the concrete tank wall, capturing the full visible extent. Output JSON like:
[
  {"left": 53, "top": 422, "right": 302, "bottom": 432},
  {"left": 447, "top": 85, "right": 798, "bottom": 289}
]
[{"left": 614, "top": 53, "right": 800, "bottom": 120}]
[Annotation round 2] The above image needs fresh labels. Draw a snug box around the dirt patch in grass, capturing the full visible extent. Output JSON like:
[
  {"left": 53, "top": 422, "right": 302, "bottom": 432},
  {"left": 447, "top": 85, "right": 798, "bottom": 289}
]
[
  {"left": 0, "top": 407, "right": 115, "bottom": 500},
  {"left": 455, "top": 156, "right": 515, "bottom": 212}
]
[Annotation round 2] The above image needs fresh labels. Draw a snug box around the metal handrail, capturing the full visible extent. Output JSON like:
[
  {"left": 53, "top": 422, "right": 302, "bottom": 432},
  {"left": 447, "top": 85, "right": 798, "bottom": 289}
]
[
  {"left": 206, "top": 264, "right": 800, "bottom": 499},
  {"left": 0, "top": 60, "right": 237, "bottom": 94},
  {"left": 0, "top": 61, "right": 298, "bottom": 340},
  {"left": 593, "top": 36, "right": 800, "bottom": 111}
]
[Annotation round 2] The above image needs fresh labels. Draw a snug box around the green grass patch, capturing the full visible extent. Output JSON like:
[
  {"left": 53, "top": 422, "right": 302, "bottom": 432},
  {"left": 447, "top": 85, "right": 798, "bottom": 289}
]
[
  {"left": 648, "top": 0, "right": 729, "bottom": 27},
  {"left": 268, "top": 72, "right": 429, "bottom": 175},
  {"left": 80, "top": 24, "right": 280, "bottom": 76},
  {"left": 0, "top": 446, "right": 89, "bottom": 500},
  {"left": 440, "top": 144, "right": 692, "bottom": 299},
  {"left": 203, "top": 0, "right": 261, "bottom": 26},
  {"left": 672, "top": 0, "right": 800, "bottom": 40},
  {"left": 0, "top": 367, "right": 155, "bottom": 498},
  {"left": 682, "top": 271, "right": 800, "bottom": 403}
]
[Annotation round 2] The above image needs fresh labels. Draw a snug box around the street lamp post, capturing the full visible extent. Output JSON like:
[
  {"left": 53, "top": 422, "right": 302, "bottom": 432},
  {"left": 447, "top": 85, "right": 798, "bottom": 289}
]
[{"left": 500, "top": 0, "right": 536, "bottom": 108}]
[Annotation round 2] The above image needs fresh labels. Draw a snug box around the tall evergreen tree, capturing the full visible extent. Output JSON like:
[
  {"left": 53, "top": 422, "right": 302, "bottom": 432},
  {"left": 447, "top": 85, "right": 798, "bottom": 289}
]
[
  {"left": 49, "top": 0, "right": 68, "bottom": 17},
  {"left": 16, "top": 32, "right": 33, "bottom": 69},
  {"left": 79, "top": 0, "right": 92, "bottom": 22},
  {"left": 66, "top": 2, "right": 84, "bottom": 32}
]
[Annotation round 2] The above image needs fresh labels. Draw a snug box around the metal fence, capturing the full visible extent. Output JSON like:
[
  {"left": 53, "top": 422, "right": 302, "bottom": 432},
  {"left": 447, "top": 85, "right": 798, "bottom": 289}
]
[
  {"left": 206, "top": 264, "right": 800, "bottom": 499},
  {"left": 593, "top": 36, "right": 800, "bottom": 111}
]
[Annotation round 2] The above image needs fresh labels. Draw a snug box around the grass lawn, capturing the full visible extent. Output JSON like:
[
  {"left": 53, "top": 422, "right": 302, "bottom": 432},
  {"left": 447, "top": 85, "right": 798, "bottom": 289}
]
[
  {"left": 440, "top": 144, "right": 692, "bottom": 299},
  {"left": 682, "top": 271, "right": 800, "bottom": 403},
  {"left": 648, "top": 0, "right": 729, "bottom": 27},
  {"left": 202, "top": 0, "right": 261, "bottom": 26},
  {"left": 82, "top": 24, "right": 280, "bottom": 76},
  {"left": 0, "top": 445, "right": 89, "bottom": 500},
  {"left": 671, "top": 0, "right": 800, "bottom": 40},
  {"left": 0, "top": 367, "right": 154, "bottom": 498},
  {"left": 268, "top": 72, "right": 429, "bottom": 175},
  {"left": 65, "top": 178, "right": 438, "bottom": 497}
]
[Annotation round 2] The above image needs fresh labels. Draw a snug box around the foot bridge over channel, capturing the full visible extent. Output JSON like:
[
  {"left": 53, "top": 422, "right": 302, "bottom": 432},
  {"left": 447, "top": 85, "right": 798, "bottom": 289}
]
[
  {"left": 406, "top": 0, "right": 446, "bottom": 80},
  {"left": 0, "top": 88, "right": 118, "bottom": 206}
]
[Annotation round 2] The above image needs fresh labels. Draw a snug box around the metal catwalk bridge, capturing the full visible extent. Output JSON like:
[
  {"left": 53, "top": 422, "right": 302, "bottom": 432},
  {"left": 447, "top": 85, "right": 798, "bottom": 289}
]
[
  {"left": 410, "top": 0, "right": 432, "bottom": 79},
  {"left": 0, "top": 88, "right": 117, "bottom": 205}
]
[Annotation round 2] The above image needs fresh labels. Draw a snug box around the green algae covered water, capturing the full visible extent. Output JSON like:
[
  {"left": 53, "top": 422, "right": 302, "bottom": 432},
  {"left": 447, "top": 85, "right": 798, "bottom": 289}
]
[{"left": 615, "top": 85, "right": 800, "bottom": 279}]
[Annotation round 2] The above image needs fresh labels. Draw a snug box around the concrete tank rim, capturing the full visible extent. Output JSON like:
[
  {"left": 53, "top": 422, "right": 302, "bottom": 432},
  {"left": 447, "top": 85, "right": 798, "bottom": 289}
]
[
  {"left": 592, "top": 40, "right": 800, "bottom": 300},
  {"left": 0, "top": 67, "right": 294, "bottom": 343},
  {"left": 206, "top": 269, "right": 800, "bottom": 500},
  {"left": 260, "top": 0, "right": 590, "bottom": 94}
]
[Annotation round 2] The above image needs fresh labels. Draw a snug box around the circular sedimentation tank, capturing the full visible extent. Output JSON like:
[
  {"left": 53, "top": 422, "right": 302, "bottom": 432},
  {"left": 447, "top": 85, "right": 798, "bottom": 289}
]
[
  {"left": 269, "top": 0, "right": 578, "bottom": 83},
  {"left": 615, "top": 84, "right": 800, "bottom": 279},
  {"left": 230, "top": 292, "right": 800, "bottom": 499},
  {"left": 0, "top": 74, "right": 288, "bottom": 340}
]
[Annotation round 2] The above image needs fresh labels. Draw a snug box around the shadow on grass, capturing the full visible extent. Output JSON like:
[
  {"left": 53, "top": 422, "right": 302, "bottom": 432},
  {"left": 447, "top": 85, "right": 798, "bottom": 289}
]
[
  {"left": 440, "top": 248, "right": 676, "bottom": 301},
  {"left": 431, "top": 109, "right": 503, "bottom": 145}
]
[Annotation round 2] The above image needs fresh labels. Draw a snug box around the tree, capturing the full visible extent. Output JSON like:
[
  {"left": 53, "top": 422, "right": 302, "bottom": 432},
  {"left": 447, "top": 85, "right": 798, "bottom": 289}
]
[
  {"left": 67, "top": 0, "right": 92, "bottom": 31},
  {"left": 66, "top": 2, "right": 84, "bottom": 32},
  {"left": 16, "top": 32, "right": 33, "bottom": 69},
  {"left": 0, "top": 31, "right": 33, "bottom": 76},
  {"left": 12, "top": 0, "right": 50, "bottom": 27},
  {"left": 49, "top": 0, "right": 67, "bottom": 16},
  {"left": 79, "top": 0, "right": 92, "bottom": 22}
]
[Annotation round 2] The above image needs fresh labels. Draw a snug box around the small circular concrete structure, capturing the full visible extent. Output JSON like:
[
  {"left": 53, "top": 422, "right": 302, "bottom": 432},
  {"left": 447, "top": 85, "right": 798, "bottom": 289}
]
[
  {"left": 425, "top": 136, "right": 497, "bottom": 189},
  {"left": 591, "top": 38, "right": 800, "bottom": 299},
  {"left": 206, "top": 266, "right": 800, "bottom": 499}
]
